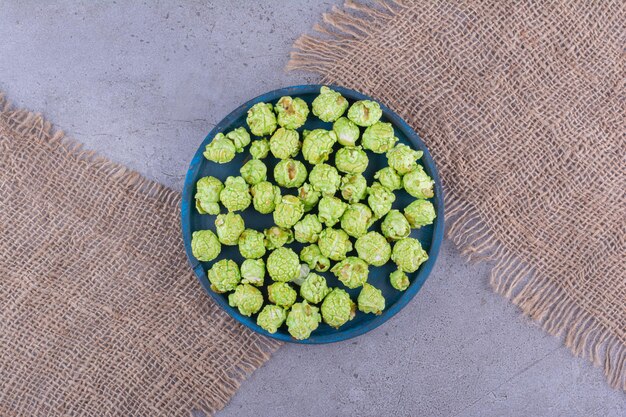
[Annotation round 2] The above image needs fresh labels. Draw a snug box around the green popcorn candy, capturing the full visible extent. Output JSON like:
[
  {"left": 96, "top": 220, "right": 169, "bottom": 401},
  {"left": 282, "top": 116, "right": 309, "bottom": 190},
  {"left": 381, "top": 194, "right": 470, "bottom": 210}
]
[
  {"left": 257, "top": 304, "right": 287, "bottom": 334},
  {"left": 268, "top": 282, "right": 297, "bottom": 308},
  {"left": 404, "top": 199, "right": 436, "bottom": 228},
  {"left": 300, "top": 273, "right": 331, "bottom": 304},
  {"left": 390, "top": 269, "right": 410, "bottom": 291},
  {"left": 241, "top": 258, "right": 265, "bottom": 286},
  {"left": 214, "top": 212, "right": 245, "bottom": 245},
  {"left": 298, "top": 183, "right": 321, "bottom": 212},
  {"left": 333, "top": 116, "right": 360, "bottom": 147},
  {"left": 293, "top": 214, "right": 323, "bottom": 243},
  {"left": 249, "top": 138, "right": 270, "bottom": 159},
  {"left": 311, "top": 86, "right": 349, "bottom": 122},
  {"left": 367, "top": 182, "right": 396, "bottom": 219},
  {"left": 240, "top": 159, "right": 267, "bottom": 185},
  {"left": 361, "top": 122, "right": 397, "bottom": 153},
  {"left": 340, "top": 203, "right": 374, "bottom": 238},
  {"left": 264, "top": 226, "right": 294, "bottom": 250},
  {"left": 238, "top": 229, "right": 266, "bottom": 259},
  {"left": 195, "top": 176, "right": 223, "bottom": 215},
  {"left": 355, "top": 231, "right": 391, "bottom": 266},
  {"left": 318, "top": 196, "right": 348, "bottom": 227},
  {"left": 274, "top": 158, "right": 307, "bottom": 188},
  {"left": 225, "top": 127, "right": 251, "bottom": 153},
  {"left": 381, "top": 209, "right": 411, "bottom": 241},
  {"left": 321, "top": 288, "right": 356, "bottom": 328},
  {"left": 403, "top": 165, "right": 435, "bottom": 199},
  {"left": 228, "top": 284, "right": 263, "bottom": 316},
  {"left": 269, "top": 127, "right": 301, "bottom": 159},
  {"left": 309, "top": 163, "right": 341, "bottom": 195},
  {"left": 247, "top": 102, "right": 277, "bottom": 136},
  {"left": 292, "top": 263, "right": 311, "bottom": 286},
  {"left": 318, "top": 228, "right": 353, "bottom": 261},
  {"left": 219, "top": 176, "right": 251, "bottom": 212},
  {"left": 275, "top": 96, "right": 309, "bottom": 129},
  {"left": 251, "top": 181, "right": 281, "bottom": 214},
  {"left": 357, "top": 283, "right": 385, "bottom": 315},
  {"left": 300, "top": 244, "right": 331, "bottom": 272},
  {"left": 331, "top": 256, "right": 369, "bottom": 289},
  {"left": 347, "top": 100, "right": 382, "bottom": 127},
  {"left": 267, "top": 247, "right": 300, "bottom": 282},
  {"left": 386, "top": 144, "right": 424, "bottom": 175},
  {"left": 273, "top": 195, "right": 305, "bottom": 229},
  {"left": 208, "top": 259, "right": 240, "bottom": 293},
  {"left": 391, "top": 237, "right": 428, "bottom": 273},
  {"left": 335, "top": 146, "right": 369, "bottom": 175},
  {"left": 374, "top": 167, "right": 402, "bottom": 191},
  {"left": 302, "top": 129, "right": 337, "bottom": 165},
  {"left": 286, "top": 301, "right": 321, "bottom": 340},
  {"left": 340, "top": 174, "right": 368, "bottom": 203},
  {"left": 203, "top": 133, "right": 236, "bottom": 163},
  {"left": 191, "top": 230, "right": 221, "bottom": 262}
]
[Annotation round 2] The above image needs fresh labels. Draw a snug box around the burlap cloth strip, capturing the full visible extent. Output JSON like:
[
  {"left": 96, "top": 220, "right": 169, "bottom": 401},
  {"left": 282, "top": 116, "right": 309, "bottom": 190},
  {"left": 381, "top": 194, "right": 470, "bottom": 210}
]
[
  {"left": 288, "top": 0, "right": 625, "bottom": 389},
  {"left": 0, "top": 94, "right": 281, "bottom": 416}
]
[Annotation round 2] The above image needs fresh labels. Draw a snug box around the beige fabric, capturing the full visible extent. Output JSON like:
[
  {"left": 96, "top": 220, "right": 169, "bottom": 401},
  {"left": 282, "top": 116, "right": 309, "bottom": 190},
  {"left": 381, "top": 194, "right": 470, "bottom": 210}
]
[
  {"left": 0, "top": 95, "right": 281, "bottom": 416},
  {"left": 289, "top": 0, "right": 625, "bottom": 389}
]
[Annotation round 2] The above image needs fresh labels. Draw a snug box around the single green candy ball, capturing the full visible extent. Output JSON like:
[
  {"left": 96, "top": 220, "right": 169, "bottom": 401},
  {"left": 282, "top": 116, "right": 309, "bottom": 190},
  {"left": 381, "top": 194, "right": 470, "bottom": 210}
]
[
  {"left": 275, "top": 96, "right": 309, "bottom": 129},
  {"left": 269, "top": 127, "right": 301, "bottom": 159},
  {"left": 404, "top": 199, "right": 436, "bottom": 228},
  {"left": 361, "top": 122, "right": 397, "bottom": 153},
  {"left": 238, "top": 228, "right": 266, "bottom": 259},
  {"left": 347, "top": 100, "right": 382, "bottom": 127},
  {"left": 391, "top": 237, "right": 428, "bottom": 273},
  {"left": 335, "top": 146, "right": 369, "bottom": 175},
  {"left": 267, "top": 282, "right": 297, "bottom": 308},
  {"left": 298, "top": 183, "right": 321, "bottom": 212},
  {"left": 241, "top": 258, "right": 265, "bottom": 287},
  {"left": 390, "top": 269, "right": 410, "bottom": 291},
  {"left": 318, "top": 228, "right": 353, "bottom": 261},
  {"left": 340, "top": 174, "right": 368, "bottom": 203},
  {"left": 300, "top": 273, "right": 331, "bottom": 304},
  {"left": 357, "top": 283, "right": 385, "bottom": 315},
  {"left": 251, "top": 181, "right": 281, "bottom": 214},
  {"left": 273, "top": 195, "right": 305, "bottom": 229},
  {"left": 228, "top": 284, "right": 263, "bottom": 316},
  {"left": 318, "top": 196, "right": 348, "bottom": 227},
  {"left": 311, "top": 86, "right": 349, "bottom": 122},
  {"left": 264, "top": 226, "right": 294, "bottom": 250},
  {"left": 355, "top": 231, "right": 391, "bottom": 266},
  {"left": 302, "top": 129, "right": 337, "bottom": 165},
  {"left": 309, "top": 163, "right": 341, "bottom": 195},
  {"left": 195, "top": 176, "right": 223, "bottom": 215},
  {"left": 331, "top": 256, "right": 369, "bottom": 289},
  {"left": 249, "top": 138, "right": 270, "bottom": 159},
  {"left": 374, "top": 167, "right": 402, "bottom": 191},
  {"left": 333, "top": 116, "right": 360, "bottom": 147},
  {"left": 403, "top": 165, "right": 435, "bottom": 199},
  {"left": 257, "top": 304, "right": 287, "bottom": 334},
  {"left": 367, "top": 182, "right": 396, "bottom": 219},
  {"left": 300, "top": 244, "right": 331, "bottom": 272},
  {"left": 381, "top": 209, "right": 411, "bottom": 241},
  {"left": 225, "top": 127, "right": 251, "bottom": 153},
  {"left": 321, "top": 288, "right": 356, "bottom": 328},
  {"left": 267, "top": 247, "right": 300, "bottom": 282},
  {"left": 247, "top": 102, "right": 277, "bottom": 136},
  {"left": 386, "top": 144, "right": 424, "bottom": 175},
  {"left": 219, "top": 176, "right": 251, "bottom": 212},
  {"left": 191, "top": 230, "right": 221, "bottom": 262},
  {"left": 214, "top": 212, "right": 245, "bottom": 245},
  {"left": 293, "top": 214, "right": 323, "bottom": 244},
  {"left": 203, "top": 133, "right": 236, "bottom": 163},
  {"left": 208, "top": 259, "right": 240, "bottom": 293},
  {"left": 274, "top": 158, "right": 307, "bottom": 188},
  {"left": 340, "top": 203, "right": 374, "bottom": 238},
  {"left": 286, "top": 301, "right": 321, "bottom": 340},
  {"left": 240, "top": 159, "right": 267, "bottom": 185}
]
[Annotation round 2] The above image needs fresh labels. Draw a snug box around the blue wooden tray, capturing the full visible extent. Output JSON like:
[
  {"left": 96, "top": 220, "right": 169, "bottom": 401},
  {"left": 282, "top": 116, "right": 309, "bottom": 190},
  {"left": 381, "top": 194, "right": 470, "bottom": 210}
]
[{"left": 181, "top": 85, "right": 444, "bottom": 344}]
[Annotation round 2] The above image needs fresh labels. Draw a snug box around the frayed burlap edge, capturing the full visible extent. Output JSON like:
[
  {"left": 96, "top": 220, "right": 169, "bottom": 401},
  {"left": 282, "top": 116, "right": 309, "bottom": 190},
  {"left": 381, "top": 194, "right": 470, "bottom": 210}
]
[{"left": 287, "top": 0, "right": 625, "bottom": 390}]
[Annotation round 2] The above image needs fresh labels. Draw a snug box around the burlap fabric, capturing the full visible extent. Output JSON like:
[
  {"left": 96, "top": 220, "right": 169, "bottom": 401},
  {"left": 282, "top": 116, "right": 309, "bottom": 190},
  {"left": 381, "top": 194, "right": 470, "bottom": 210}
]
[
  {"left": 0, "top": 95, "right": 281, "bottom": 416},
  {"left": 289, "top": 0, "right": 625, "bottom": 389}
]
